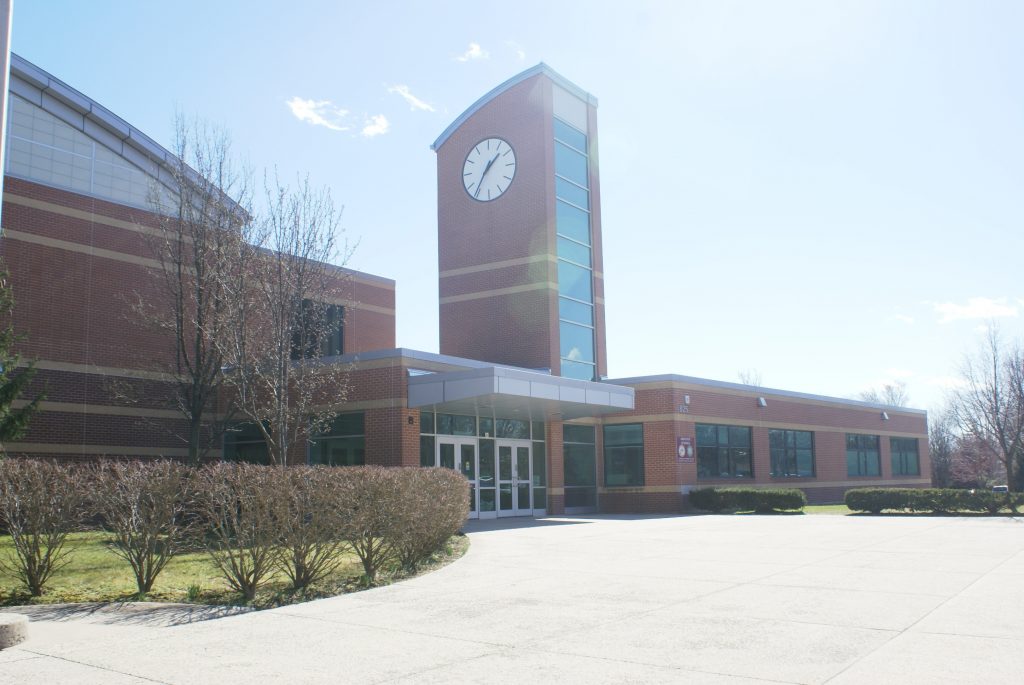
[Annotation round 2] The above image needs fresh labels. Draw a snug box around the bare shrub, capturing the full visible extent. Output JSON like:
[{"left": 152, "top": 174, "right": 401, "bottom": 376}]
[
  {"left": 194, "top": 462, "right": 284, "bottom": 600},
  {"left": 390, "top": 468, "right": 468, "bottom": 571},
  {"left": 91, "top": 460, "right": 194, "bottom": 595},
  {"left": 333, "top": 467, "right": 402, "bottom": 584},
  {"left": 276, "top": 466, "right": 350, "bottom": 590},
  {"left": 0, "top": 459, "right": 86, "bottom": 596}
]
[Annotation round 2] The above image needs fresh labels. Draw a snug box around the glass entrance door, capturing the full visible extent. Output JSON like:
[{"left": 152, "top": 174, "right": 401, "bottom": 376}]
[
  {"left": 437, "top": 437, "right": 479, "bottom": 519},
  {"left": 496, "top": 440, "right": 532, "bottom": 517}
]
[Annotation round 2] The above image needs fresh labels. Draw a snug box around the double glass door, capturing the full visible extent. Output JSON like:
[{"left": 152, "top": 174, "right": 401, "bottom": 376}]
[
  {"left": 496, "top": 440, "right": 533, "bottom": 518},
  {"left": 435, "top": 437, "right": 534, "bottom": 519}
]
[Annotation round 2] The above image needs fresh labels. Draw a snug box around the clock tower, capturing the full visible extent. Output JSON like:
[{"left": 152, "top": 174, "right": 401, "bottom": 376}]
[{"left": 432, "top": 64, "right": 607, "bottom": 381}]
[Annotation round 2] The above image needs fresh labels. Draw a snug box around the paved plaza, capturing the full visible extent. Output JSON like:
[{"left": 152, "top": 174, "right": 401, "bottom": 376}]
[{"left": 2, "top": 513, "right": 1023, "bottom": 683}]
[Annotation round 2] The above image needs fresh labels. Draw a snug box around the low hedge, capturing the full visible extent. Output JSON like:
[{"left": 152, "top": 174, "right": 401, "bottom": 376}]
[
  {"left": 689, "top": 487, "right": 806, "bottom": 513},
  {"left": 0, "top": 460, "right": 470, "bottom": 598},
  {"left": 845, "top": 488, "right": 1021, "bottom": 514}
]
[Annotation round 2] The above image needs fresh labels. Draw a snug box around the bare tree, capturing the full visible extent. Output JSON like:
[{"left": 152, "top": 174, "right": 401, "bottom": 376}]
[
  {"left": 133, "top": 118, "right": 252, "bottom": 463},
  {"left": 928, "top": 407, "right": 956, "bottom": 488},
  {"left": 860, "top": 380, "right": 910, "bottom": 407},
  {"left": 737, "top": 368, "right": 762, "bottom": 387},
  {"left": 950, "top": 329, "right": 1024, "bottom": 492},
  {"left": 224, "top": 174, "right": 352, "bottom": 466}
]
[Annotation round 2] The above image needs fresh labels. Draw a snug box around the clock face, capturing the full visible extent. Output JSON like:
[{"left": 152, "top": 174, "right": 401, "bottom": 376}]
[{"left": 463, "top": 138, "right": 516, "bottom": 201}]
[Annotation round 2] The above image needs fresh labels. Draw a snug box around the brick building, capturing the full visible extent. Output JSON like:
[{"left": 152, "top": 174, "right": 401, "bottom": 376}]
[{"left": 1, "top": 55, "right": 929, "bottom": 515}]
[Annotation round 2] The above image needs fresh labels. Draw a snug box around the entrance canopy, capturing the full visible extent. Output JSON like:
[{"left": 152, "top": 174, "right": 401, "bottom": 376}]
[{"left": 408, "top": 366, "right": 634, "bottom": 421}]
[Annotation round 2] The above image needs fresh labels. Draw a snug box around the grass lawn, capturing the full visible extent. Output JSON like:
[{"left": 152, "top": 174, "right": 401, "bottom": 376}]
[
  {"left": 0, "top": 531, "right": 468, "bottom": 609},
  {"left": 803, "top": 504, "right": 853, "bottom": 515}
]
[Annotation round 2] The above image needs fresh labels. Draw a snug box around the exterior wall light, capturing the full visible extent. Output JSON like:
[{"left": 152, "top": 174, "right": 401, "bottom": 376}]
[
  {"left": 881, "top": 411, "right": 890, "bottom": 421},
  {"left": 757, "top": 397, "right": 767, "bottom": 408}
]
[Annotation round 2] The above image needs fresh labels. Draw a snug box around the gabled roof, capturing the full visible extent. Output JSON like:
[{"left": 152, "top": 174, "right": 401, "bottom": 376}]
[{"left": 431, "top": 63, "right": 598, "bottom": 152}]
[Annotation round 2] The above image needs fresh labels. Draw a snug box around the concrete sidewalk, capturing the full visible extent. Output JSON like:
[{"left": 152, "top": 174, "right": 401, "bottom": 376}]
[{"left": 2, "top": 514, "right": 1023, "bottom": 683}]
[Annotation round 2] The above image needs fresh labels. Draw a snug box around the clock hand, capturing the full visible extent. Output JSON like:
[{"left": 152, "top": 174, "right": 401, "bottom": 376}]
[{"left": 474, "top": 153, "right": 501, "bottom": 198}]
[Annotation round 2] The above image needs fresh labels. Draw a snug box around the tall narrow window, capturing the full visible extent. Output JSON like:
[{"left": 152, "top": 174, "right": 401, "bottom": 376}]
[
  {"left": 554, "top": 112, "right": 596, "bottom": 382},
  {"left": 846, "top": 434, "right": 881, "bottom": 476},
  {"left": 563, "top": 424, "right": 596, "bottom": 510},
  {"left": 603, "top": 424, "right": 644, "bottom": 486},
  {"left": 890, "top": 437, "right": 920, "bottom": 476},
  {"left": 291, "top": 300, "right": 344, "bottom": 359}
]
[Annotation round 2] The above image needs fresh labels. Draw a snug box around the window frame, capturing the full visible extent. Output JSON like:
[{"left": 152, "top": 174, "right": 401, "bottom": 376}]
[
  {"left": 696, "top": 423, "right": 754, "bottom": 479},
  {"left": 890, "top": 437, "right": 920, "bottom": 476},
  {"left": 846, "top": 433, "right": 882, "bottom": 477},
  {"left": 768, "top": 429, "right": 816, "bottom": 478},
  {"left": 602, "top": 423, "right": 645, "bottom": 487}
]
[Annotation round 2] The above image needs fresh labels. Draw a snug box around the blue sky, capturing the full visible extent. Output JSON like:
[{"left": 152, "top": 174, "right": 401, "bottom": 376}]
[{"left": 13, "top": 1, "right": 1024, "bottom": 412}]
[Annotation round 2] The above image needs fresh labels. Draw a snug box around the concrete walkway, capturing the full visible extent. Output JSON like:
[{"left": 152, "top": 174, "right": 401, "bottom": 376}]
[{"left": 2, "top": 514, "right": 1023, "bottom": 683}]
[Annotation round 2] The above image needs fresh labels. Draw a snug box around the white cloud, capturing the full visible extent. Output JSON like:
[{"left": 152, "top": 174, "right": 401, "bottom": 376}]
[
  {"left": 888, "top": 313, "right": 915, "bottom": 324},
  {"left": 933, "top": 297, "right": 1018, "bottom": 324},
  {"left": 456, "top": 42, "right": 489, "bottom": 62},
  {"left": 361, "top": 114, "right": 390, "bottom": 138},
  {"left": 506, "top": 40, "right": 526, "bottom": 61},
  {"left": 886, "top": 368, "right": 913, "bottom": 379},
  {"left": 388, "top": 84, "right": 435, "bottom": 112},
  {"left": 285, "top": 97, "right": 350, "bottom": 132}
]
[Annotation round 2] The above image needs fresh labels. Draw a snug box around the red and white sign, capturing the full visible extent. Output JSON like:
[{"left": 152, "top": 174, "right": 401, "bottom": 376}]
[{"left": 677, "top": 436, "right": 695, "bottom": 463}]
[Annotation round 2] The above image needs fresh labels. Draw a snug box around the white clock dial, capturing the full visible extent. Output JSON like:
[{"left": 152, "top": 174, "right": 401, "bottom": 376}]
[{"left": 463, "top": 137, "right": 516, "bottom": 202}]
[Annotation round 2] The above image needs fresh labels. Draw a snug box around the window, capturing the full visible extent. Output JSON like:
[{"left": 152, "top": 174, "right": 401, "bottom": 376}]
[
  {"left": 291, "top": 301, "right": 344, "bottom": 359},
  {"left": 696, "top": 424, "right": 753, "bottom": 479},
  {"left": 309, "top": 413, "right": 364, "bottom": 466},
  {"left": 769, "top": 429, "right": 815, "bottom": 477},
  {"left": 891, "top": 437, "right": 920, "bottom": 475},
  {"left": 563, "top": 424, "right": 596, "bottom": 509},
  {"left": 604, "top": 424, "right": 644, "bottom": 486},
  {"left": 846, "top": 434, "right": 881, "bottom": 476},
  {"left": 223, "top": 422, "right": 269, "bottom": 464},
  {"left": 6, "top": 94, "right": 177, "bottom": 211}
]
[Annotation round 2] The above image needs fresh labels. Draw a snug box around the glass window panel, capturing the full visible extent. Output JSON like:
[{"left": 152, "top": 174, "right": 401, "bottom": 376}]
[
  {"left": 440, "top": 443, "right": 455, "bottom": 470},
  {"left": 696, "top": 424, "right": 717, "bottom": 446},
  {"left": 559, "top": 297, "right": 594, "bottom": 326},
  {"left": 460, "top": 444, "right": 476, "bottom": 479},
  {"left": 560, "top": 358, "right": 595, "bottom": 381},
  {"left": 479, "top": 440, "right": 495, "bottom": 486},
  {"left": 480, "top": 488, "right": 496, "bottom": 512},
  {"left": 532, "top": 421, "right": 545, "bottom": 440},
  {"left": 555, "top": 176, "right": 589, "bottom": 208},
  {"left": 795, "top": 431, "right": 813, "bottom": 449},
  {"left": 560, "top": 320, "right": 595, "bottom": 363},
  {"left": 556, "top": 200, "right": 591, "bottom": 245},
  {"left": 558, "top": 260, "right": 593, "bottom": 303},
  {"left": 555, "top": 141, "right": 588, "bottom": 187},
  {"left": 533, "top": 487, "right": 546, "bottom": 510},
  {"left": 318, "top": 412, "right": 364, "bottom": 437},
  {"left": 563, "top": 424, "right": 596, "bottom": 444},
  {"left": 557, "top": 236, "right": 592, "bottom": 267},
  {"left": 499, "top": 446, "right": 512, "bottom": 480},
  {"left": 495, "top": 418, "right": 529, "bottom": 439},
  {"left": 420, "top": 412, "right": 434, "bottom": 434},
  {"left": 499, "top": 483, "right": 513, "bottom": 510},
  {"left": 532, "top": 441, "right": 546, "bottom": 486},
  {"left": 420, "top": 435, "right": 435, "bottom": 467},
  {"left": 564, "top": 443, "right": 596, "bottom": 486},
  {"left": 729, "top": 426, "right": 751, "bottom": 447},
  {"left": 478, "top": 416, "right": 493, "bottom": 437},
  {"left": 697, "top": 446, "right": 718, "bottom": 477},
  {"left": 309, "top": 436, "right": 364, "bottom": 466},
  {"left": 554, "top": 118, "right": 587, "bottom": 152},
  {"left": 604, "top": 424, "right": 643, "bottom": 446}
]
